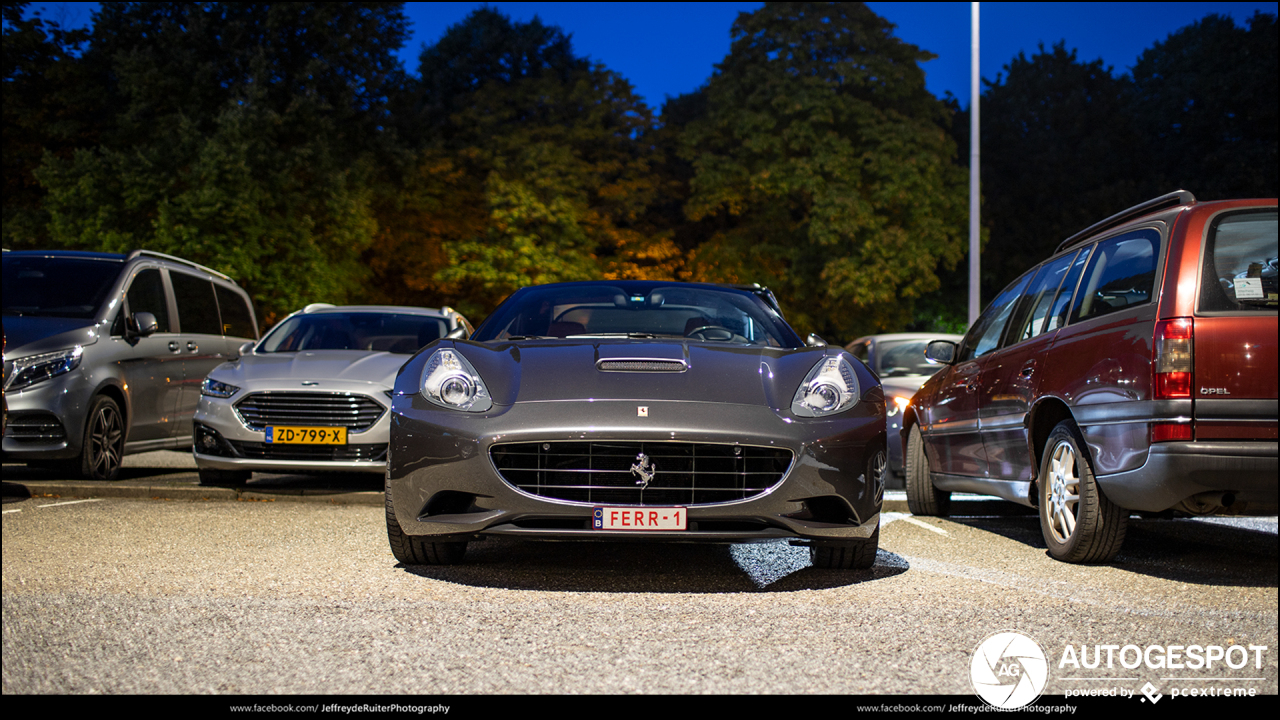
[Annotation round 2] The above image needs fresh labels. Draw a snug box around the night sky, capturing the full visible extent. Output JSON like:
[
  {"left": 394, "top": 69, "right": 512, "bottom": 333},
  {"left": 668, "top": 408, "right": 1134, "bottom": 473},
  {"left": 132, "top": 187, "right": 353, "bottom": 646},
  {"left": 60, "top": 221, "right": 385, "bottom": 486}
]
[{"left": 19, "top": 2, "right": 1280, "bottom": 110}]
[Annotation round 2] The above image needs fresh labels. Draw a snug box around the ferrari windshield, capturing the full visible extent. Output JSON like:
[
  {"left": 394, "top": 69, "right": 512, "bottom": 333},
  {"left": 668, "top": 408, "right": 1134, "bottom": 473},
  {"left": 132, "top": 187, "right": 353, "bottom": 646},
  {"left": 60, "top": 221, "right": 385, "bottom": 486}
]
[
  {"left": 473, "top": 282, "right": 803, "bottom": 348},
  {"left": 259, "top": 312, "right": 447, "bottom": 353}
]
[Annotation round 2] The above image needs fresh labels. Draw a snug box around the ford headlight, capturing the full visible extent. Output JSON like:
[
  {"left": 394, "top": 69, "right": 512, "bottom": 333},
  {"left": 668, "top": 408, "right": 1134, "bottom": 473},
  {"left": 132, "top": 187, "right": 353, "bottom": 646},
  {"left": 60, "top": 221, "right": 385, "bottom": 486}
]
[
  {"left": 421, "top": 348, "right": 492, "bottom": 412},
  {"left": 5, "top": 346, "right": 84, "bottom": 391},
  {"left": 791, "top": 355, "right": 859, "bottom": 417},
  {"left": 201, "top": 377, "right": 241, "bottom": 398}
]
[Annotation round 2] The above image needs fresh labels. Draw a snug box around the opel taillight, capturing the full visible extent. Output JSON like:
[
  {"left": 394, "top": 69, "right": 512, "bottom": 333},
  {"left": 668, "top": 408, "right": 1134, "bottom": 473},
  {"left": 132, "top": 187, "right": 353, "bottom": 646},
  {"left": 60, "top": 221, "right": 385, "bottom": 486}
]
[{"left": 1154, "top": 317, "right": 1193, "bottom": 399}]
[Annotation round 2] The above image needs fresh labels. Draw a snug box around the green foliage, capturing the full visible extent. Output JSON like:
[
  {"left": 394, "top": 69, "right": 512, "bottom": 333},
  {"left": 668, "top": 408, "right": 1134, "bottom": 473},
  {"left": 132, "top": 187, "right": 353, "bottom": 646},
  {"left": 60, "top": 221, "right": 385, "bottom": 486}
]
[
  {"left": 28, "top": 2, "right": 408, "bottom": 322},
  {"left": 2, "top": 3, "right": 99, "bottom": 248},
  {"left": 365, "top": 8, "right": 675, "bottom": 319},
  {"left": 5, "top": 2, "right": 1275, "bottom": 336},
  {"left": 1130, "top": 12, "right": 1277, "bottom": 200},
  {"left": 679, "top": 2, "right": 968, "bottom": 340},
  {"left": 977, "top": 42, "right": 1145, "bottom": 301}
]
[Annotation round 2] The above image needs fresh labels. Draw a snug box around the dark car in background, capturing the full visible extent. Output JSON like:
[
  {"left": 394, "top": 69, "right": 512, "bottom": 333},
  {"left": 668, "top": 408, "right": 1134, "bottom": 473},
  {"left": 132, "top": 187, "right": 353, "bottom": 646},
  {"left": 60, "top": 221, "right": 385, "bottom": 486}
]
[
  {"left": 903, "top": 191, "right": 1277, "bottom": 563},
  {"left": 2, "top": 250, "right": 258, "bottom": 480},
  {"left": 846, "top": 332, "right": 963, "bottom": 485},
  {"left": 385, "top": 281, "right": 887, "bottom": 568}
]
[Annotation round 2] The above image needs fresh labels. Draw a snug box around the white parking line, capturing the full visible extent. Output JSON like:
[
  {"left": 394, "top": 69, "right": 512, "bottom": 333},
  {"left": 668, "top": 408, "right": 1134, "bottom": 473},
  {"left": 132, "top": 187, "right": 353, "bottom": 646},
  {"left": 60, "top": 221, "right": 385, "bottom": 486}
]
[
  {"left": 2, "top": 508, "right": 21, "bottom": 514},
  {"left": 37, "top": 498, "right": 105, "bottom": 508},
  {"left": 882, "top": 512, "right": 950, "bottom": 536}
]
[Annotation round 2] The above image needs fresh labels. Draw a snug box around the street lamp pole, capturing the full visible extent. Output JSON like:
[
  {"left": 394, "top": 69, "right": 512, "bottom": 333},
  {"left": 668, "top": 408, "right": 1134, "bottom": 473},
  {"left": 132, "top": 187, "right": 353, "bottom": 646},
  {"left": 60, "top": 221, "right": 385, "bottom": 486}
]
[{"left": 968, "top": 1, "right": 981, "bottom": 325}]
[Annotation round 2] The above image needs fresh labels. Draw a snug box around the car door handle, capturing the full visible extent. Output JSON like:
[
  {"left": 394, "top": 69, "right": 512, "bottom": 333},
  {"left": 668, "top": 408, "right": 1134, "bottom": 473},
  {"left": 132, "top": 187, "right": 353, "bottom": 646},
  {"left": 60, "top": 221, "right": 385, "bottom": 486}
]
[
  {"left": 168, "top": 341, "right": 180, "bottom": 352},
  {"left": 1020, "top": 363, "right": 1035, "bottom": 378},
  {"left": 187, "top": 342, "right": 198, "bottom": 353}
]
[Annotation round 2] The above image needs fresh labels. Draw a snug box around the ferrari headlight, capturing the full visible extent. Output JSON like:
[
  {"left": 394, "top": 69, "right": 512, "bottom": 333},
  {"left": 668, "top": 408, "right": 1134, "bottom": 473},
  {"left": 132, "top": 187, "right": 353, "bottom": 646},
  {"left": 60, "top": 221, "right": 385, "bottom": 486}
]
[
  {"left": 421, "top": 348, "right": 492, "bottom": 412},
  {"left": 791, "top": 355, "right": 859, "bottom": 417},
  {"left": 201, "top": 377, "right": 241, "bottom": 398},
  {"left": 5, "top": 346, "right": 84, "bottom": 391}
]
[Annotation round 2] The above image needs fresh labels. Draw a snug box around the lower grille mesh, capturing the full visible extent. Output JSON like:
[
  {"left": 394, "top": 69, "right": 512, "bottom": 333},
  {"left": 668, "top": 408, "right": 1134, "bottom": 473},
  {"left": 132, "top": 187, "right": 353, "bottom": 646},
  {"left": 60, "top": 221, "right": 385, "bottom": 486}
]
[
  {"left": 226, "top": 441, "right": 387, "bottom": 462},
  {"left": 490, "top": 441, "right": 793, "bottom": 506}
]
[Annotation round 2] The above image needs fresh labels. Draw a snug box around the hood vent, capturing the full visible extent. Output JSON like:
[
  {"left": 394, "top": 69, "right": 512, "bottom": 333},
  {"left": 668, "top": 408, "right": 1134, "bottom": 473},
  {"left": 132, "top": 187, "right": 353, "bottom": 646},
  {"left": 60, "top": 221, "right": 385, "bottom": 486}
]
[{"left": 596, "top": 359, "right": 687, "bottom": 373}]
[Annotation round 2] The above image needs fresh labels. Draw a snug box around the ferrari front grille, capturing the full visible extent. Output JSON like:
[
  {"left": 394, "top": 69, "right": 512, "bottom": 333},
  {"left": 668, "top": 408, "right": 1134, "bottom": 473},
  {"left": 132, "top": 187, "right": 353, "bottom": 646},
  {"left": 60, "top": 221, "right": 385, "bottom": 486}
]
[
  {"left": 233, "top": 392, "right": 385, "bottom": 431},
  {"left": 490, "top": 441, "right": 793, "bottom": 506}
]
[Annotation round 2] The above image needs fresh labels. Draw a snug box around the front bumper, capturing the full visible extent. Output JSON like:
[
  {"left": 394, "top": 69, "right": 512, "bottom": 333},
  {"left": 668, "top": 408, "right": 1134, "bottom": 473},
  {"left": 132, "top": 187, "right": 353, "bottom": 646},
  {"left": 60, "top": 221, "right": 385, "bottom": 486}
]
[
  {"left": 1, "top": 370, "right": 90, "bottom": 460},
  {"left": 1097, "top": 440, "right": 1278, "bottom": 513},
  {"left": 192, "top": 389, "right": 390, "bottom": 474},
  {"left": 388, "top": 396, "right": 885, "bottom": 545}
]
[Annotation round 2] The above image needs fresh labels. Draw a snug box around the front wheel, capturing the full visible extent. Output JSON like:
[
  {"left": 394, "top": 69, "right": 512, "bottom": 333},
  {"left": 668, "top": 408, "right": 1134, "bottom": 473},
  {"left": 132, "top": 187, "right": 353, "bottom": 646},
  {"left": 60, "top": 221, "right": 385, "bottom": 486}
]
[
  {"left": 1038, "top": 420, "right": 1127, "bottom": 563},
  {"left": 810, "top": 524, "right": 879, "bottom": 569},
  {"left": 905, "top": 424, "right": 950, "bottom": 516},
  {"left": 385, "top": 475, "right": 468, "bottom": 565},
  {"left": 79, "top": 395, "right": 125, "bottom": 481}
]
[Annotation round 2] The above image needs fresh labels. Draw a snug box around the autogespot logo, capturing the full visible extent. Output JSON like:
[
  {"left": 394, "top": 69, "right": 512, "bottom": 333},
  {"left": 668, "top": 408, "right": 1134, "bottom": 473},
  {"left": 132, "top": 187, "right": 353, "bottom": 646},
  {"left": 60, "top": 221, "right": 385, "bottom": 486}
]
[{"left": 971, "top": 631, "right": 1050, "bottom": 709}]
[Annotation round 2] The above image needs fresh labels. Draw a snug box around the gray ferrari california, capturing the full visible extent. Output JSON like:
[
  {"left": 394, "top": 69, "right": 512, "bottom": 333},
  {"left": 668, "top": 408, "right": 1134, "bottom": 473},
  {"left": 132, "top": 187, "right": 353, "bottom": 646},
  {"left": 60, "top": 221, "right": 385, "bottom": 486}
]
[{"left": 385, "top": 281, "right": 886, "bottom": 568}]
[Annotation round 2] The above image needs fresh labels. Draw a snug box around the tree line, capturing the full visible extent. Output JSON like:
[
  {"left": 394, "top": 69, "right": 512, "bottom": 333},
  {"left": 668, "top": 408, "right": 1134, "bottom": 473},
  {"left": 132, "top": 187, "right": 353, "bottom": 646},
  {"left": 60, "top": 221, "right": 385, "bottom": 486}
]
[{"left": 4, "top": 2, "right": 1275, "bottom": 340}]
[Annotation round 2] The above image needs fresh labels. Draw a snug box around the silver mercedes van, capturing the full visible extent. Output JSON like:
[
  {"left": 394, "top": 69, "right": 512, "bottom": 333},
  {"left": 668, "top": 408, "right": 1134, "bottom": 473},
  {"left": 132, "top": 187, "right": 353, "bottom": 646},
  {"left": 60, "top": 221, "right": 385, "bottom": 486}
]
[{"left": 2, "top": 249, "right": 259, "bottom": 480}]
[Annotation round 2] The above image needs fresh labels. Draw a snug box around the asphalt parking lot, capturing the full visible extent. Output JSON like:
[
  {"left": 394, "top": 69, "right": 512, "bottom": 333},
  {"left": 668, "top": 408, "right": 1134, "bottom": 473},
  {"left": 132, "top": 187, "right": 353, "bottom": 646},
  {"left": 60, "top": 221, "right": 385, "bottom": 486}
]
[{"left": 3, "top": 451, "right": 1276, "bottom": 697}]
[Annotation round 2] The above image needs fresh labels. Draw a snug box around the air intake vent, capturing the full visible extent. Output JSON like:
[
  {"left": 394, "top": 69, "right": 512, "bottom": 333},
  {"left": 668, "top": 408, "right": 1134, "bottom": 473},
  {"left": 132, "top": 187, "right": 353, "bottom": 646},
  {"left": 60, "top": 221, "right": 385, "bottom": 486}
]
[
  {"left": 596, "top": 359, "right": 687, "bottom": 372},
  {"left": 490, "top": 441, "right": 793, "bottom": 506},
  {"left": 234, "top": 392, "right": 385, "bottom": 432}
]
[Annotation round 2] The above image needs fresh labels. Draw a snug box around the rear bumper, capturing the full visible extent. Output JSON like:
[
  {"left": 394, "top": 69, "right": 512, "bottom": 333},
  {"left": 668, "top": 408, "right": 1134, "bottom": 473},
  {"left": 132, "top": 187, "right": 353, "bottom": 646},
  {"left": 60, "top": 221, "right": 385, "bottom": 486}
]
[{"left": 1097, "top": 440, "right": 1277, "bottom": 513}]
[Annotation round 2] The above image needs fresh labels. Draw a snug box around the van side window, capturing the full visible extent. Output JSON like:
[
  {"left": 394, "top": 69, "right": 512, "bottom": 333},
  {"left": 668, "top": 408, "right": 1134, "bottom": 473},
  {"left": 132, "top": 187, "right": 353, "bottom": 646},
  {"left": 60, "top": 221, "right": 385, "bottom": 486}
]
[
  {"left": 215, "top": 284, "right": 257, "bottom": 339},
  {"left": 126, "top": 268, "right": 171, "bottom": 333},
  {"left": 1069, "top": 229, "right": 1160, "bottom": 324},
  {"left": 959, "top": 271, "right": 1034, "bottom": 362},
  {"left": 171, "top": 272, "right": 222, "bottom": 335}
]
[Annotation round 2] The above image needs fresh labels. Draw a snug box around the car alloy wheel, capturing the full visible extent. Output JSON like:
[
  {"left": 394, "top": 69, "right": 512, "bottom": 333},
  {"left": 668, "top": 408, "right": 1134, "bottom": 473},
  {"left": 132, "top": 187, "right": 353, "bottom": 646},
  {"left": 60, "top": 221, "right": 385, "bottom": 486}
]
[
  {"left": 1037, "top": 420, "right": 1127, "bottom": 563},
  {"left": 81, "top": 396, "right": 124, "bottom": 481}
]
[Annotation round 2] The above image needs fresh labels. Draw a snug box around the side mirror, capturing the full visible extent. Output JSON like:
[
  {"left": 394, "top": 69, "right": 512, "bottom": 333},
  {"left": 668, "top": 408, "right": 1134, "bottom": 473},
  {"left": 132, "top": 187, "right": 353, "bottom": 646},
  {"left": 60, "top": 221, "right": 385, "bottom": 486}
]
[
  {"left": 446, "top": 326, "right": 469, "bottom": 340},
  {"left": 805, "top": 333, "right": 828, "bottom": 348},
  {"left": 925, "top": 340, "right": 958, "bottom": 365},
  {"left": 237, "top": 340, "right": 256, "bottom": 358},
  {"left": 131, "top": 312, "right": 159, "bottom": 338}
]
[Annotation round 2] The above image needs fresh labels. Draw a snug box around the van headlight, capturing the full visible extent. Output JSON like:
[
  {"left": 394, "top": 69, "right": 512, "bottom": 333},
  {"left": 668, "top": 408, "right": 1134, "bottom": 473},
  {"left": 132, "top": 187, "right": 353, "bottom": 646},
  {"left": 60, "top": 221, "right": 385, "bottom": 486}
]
[
  {"left": 791, "top": 356, "right": 859, "bottom": 417},
  {"left": 5, "top": 346, "right": 84, "bottom": 391},
  {"left": 421, "top": 348, "right": 492, "bottom": 412}
]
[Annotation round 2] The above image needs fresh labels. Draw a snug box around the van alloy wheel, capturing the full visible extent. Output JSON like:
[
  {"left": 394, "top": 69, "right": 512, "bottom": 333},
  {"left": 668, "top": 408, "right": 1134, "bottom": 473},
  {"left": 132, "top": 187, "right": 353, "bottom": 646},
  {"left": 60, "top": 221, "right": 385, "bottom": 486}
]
[{"left": 82, "top": 396, "right": 124, "bottom": 481}]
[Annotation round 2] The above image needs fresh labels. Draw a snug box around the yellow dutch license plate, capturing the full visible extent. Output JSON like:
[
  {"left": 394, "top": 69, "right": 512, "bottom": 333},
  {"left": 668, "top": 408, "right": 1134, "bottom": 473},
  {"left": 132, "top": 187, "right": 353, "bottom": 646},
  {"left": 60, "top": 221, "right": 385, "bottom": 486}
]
[{"left": 266, "top": 426, "right": 347, "bottom": 445}]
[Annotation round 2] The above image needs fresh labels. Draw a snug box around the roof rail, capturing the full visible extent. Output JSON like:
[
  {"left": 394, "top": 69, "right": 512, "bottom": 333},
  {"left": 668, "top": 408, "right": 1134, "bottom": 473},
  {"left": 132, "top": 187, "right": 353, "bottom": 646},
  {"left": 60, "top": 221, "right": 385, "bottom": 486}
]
[
  {"left": 303, "top": 303, "right": 336, "bottom": 313},
  {"left": 1054, "top": 190, "right": 1195, "bottom": 254},
  {"left": 126, "top": 249, "right": 233, "bottom": 281}
]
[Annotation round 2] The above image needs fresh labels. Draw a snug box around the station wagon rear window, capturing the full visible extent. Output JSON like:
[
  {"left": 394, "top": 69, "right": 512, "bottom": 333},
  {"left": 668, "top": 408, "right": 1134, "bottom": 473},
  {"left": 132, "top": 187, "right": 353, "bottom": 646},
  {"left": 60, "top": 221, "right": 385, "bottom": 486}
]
[{"left": 1198, "top": 209, "right": 1278, "bottom": 313}]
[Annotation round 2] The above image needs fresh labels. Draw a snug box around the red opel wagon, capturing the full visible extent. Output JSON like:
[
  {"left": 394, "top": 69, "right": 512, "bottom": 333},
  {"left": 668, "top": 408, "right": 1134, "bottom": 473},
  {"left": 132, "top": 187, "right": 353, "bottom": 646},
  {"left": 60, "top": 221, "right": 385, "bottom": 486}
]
[{"left": 903, "top": 191, "right": 1277, "bottom": 563}]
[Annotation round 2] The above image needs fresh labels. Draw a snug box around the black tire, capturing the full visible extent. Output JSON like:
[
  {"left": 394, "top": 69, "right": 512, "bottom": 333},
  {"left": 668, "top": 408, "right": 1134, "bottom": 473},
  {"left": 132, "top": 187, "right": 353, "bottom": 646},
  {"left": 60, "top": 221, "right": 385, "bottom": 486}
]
[
  {"left": 385, "top": 474, "right": 467, "bottom": 565},
  {"left": 905, "top": 423, "right": 950, "bottom": 516},
  {"left": 198, "top": 468, "right": 251, "bottom": 487},
  {"left": 79, "top": 395, "right": 125, "bottom": 481},
  {"left": 811, "top": 524, "right": 879, "bottom": 570},
  {"left": 1038, "top": 420, "right": 1127, "bottom": 563}
]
